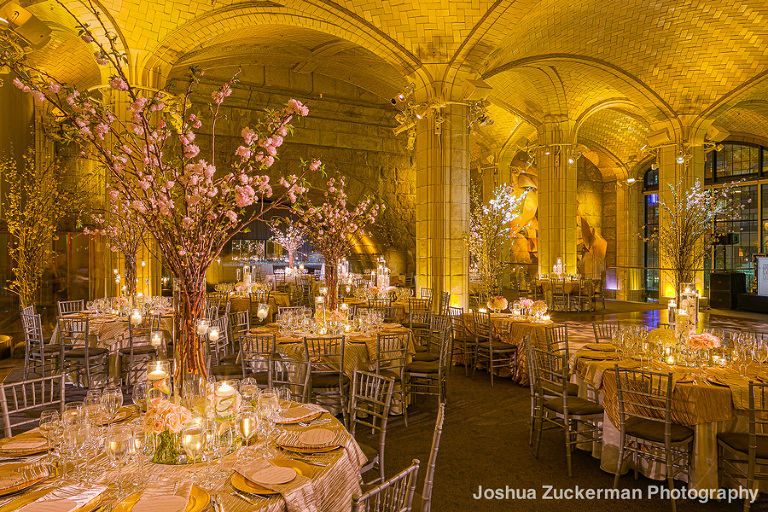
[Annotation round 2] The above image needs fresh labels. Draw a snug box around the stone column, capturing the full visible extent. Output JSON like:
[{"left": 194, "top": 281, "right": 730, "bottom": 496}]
[
  {"left": 536, "top": 123, "right": 578, "bottom": 275},
  {"left": 414, "top": 103, "right": 470, "bottom": 309}
]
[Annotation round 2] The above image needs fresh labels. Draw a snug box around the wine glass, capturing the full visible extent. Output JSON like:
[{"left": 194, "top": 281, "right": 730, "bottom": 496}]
[
  {"left": 84, "top": 389, "right": 103, "bottom": 425},
  {"left": 63, "top": 402, "right": 83, "bottom": 426},
  {"left": 240, "top": 377, "right": 260, "bottom": 406},
  {"left": 132, "top": 381, "right": 148, "bottom": 414},
  {"left": 106, "top": 425, "right": 133, "bottom": 492},
  {"left": 236, "top": 407, "right": 259, "bottom": 463},
  {"left": 61, "top": 423, "right": 88, "bottom": 482},
  {"left": 755, "top": 340, "right": 768, "bottom": 367},
  {"left": 182, "top": 421, "right": 205, "bottom": 467},
  {"left": 257, "top": 303, "right": 269, "bottom": 323},
  {"left": 101, "top": 387, "right": 123, "bottom": 422},
  {"left": 39, "top": 410, "right": 60, "bottom": 461}
]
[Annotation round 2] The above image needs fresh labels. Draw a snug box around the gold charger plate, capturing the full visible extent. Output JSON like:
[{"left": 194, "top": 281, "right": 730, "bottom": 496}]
[
  {"left": 231, "top": 459, "right": 313, "bottom": 495},
  {"left": 707, "top": 375, "right": 729, "bottom": 387},
  {"left": 579, "top": 353, "right": 619, "bottom": 361},
  {"left": 0, "top": 462, "right": 48, "bottom": 497},
  {"left": 0, "top": 435, "right": 48, "bottom": 457},
  {"left": 112, "top": 485, "right": 209, "bottom": 512},
  {"left": 0, "top": 489, "right": 101, "bottom": 512},
  {"left": 96, "top": 407, "right": 133, "bottom": 426}
]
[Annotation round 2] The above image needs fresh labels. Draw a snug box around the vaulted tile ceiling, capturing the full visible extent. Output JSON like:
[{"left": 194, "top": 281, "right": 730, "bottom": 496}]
[{"left": 13, "top": 0, "right": 768, "bottom": 172}]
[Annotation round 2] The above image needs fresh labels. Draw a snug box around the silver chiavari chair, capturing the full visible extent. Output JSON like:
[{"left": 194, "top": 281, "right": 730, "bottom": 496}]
[
  {"left": 59, "top": 317, "right": 108, "bottom": 389},
  {"left": 351, "top": 459, "right": 420, "bottom": 512},
  {"left": 593, "top": 321, "right": 621, "bottom": 343},
  {"left": 412, "top": 403, "right": 445, "bottom": 512},
  {"left": 57, "top": 300, "right": 84, "bottom": 316},
  {"left": 349, "top": 370, "right": 395, "bottom": 485},
  {"left": 0, "top": 374, "right": 65, "bottom": 438}
]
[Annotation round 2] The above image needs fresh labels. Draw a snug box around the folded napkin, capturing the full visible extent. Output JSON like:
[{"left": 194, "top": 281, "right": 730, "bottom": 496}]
[
  {"left": 235, "top": 459, "right": 319, "bottom": 512},
  {"left": 583, "top": 343, "right": 616, "bottom": 352},
  {"left": 1, "top": 437, "right": 47, "bottom": 453},
  {"left": 0, "top": 462, "right": 48, "bottom": 490},
  {"left": 132, "top": 477, "right": 193, "bottom": 512},
  {"left": 276, "top": 404, "right": 326, "bottom": 424},
  {"left": 19, "top": 483, "right": 107, "bottom": 512},
  {"left": 0, "top": 469, "right": 25, "bottom": 489}
]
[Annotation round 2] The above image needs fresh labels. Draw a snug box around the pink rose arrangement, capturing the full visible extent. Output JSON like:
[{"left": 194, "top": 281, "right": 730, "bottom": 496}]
[
  {"left": 143, "top": 397, "right": 193, "bottom": 434},
  {"left": 520, "top": 298, "right": 534, "bottom": 309},
  {"left": 328, "top": 310, "right": 346, "bottom": 323},
  {"left": 688, "top": 332, "right": 721, "bottom": 350}
]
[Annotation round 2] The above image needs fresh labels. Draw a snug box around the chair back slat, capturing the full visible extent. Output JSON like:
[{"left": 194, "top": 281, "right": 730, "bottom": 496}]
[
  {"left": 350, "top": 370, "right": 393, "bottom": 436},
  {"left": 57, "top": 300, "right": 84, "bottom": 316},
  {"left": 593, "top": 321, "right": 620, "bottom": 342},
  {"left": 472, "top": 310, "right": 491, "bottom": 340},
  {"left": 421, "top": 403, "right": 445, "bottom": 512},
  {"left": 532, "top": 347, "right": 569, "bottom": 397},
  {"left": 545, "top": 325, "right": 569, "bottom": 358},
  {"left": 351, "top": 459, "right": 420, "bottom": 512},
  {"left": 376, "top": 333, "right": 409, "bottom": 373},
  {"left": 306, "top": 336, "right": 345, "bottom": 374},
  {"left": 614, "top": 367, "right": 672, "bottom": 425},
  {"left": 271, "top": 340, "right": 311, "bottom": 403},
  {"left": 241, "top": 333, "right": 274, "bottom": 376},
  {"left": 0, "top": 375, "right": 66, "bottom": 438}
]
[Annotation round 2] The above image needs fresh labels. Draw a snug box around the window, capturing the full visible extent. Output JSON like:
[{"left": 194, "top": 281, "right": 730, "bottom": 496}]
[
  {"left": 644, "top": 166, "right": 659, "bottom": 191},
  {"left": 706, "top": 142, "right": 763, "bottom": 183},
  {"left": 643, "top": 193, "right": 659, "bottom": 298}
]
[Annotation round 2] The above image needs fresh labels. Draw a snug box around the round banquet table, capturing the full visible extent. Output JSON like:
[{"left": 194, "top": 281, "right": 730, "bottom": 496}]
[
  {"left": 572, "top": 345, "right": 765, "bottom": 491},
  {"left": 49, "top": 311, "right": 174, "bottom": 385},
  {"left": 0, "top": 405, "right": 368, "bottom": 512},
  {"left": 463, "top": 312, "right": 552, "bottom": 386},
  {"left": 250, "top": 323, "right": 416, "bottom": 413}
]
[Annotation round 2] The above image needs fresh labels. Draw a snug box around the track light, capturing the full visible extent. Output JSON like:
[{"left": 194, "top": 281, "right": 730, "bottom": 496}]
[
  {"left": 651, "top": 163, "right": 657, "bottom": 170},
  {"left": 567, "top": 156, "right": 575, "bottom": 165},
  {"left": 627, "top": 178, "right": 636, "bottom": 184},
  {"left": 676, "top": 152, "right": 685, "bottom": 164},
  {"left": 544, "top": 149, "right": 550, "bottom": 156}
]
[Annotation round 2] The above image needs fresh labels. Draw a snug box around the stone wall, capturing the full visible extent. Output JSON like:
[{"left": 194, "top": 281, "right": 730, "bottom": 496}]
[
  {"left": 576, "top": 157, "right": 605, "bottom": 277},
  {"left": 172, "top": 67, "right": 416, "bottom": 273}
]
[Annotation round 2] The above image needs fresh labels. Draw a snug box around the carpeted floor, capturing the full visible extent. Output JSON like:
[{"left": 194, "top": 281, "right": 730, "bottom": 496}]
[{"left": 380, "top": 301, "right": 768, "bottom": 512}]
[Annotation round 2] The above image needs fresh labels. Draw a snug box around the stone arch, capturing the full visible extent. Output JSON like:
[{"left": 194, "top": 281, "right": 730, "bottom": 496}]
[{"left": 139, "top": 4, "right": 423, "bottom": 87}]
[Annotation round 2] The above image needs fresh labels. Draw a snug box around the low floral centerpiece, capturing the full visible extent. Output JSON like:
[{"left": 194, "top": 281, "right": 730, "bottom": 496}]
[
  {"left": 688, "top": 332, "right": 721, "bottom": 350},
  {"left": 487, "top": 296, "right": 508, "bottom": 313},
  {"left": 647, "top": 328, "right": 677, "bottom": 347},
  {"left": 530, "top": 300, "right": 548, "bottom": 319},
  {"left": 144, "top": 397, "right": 193, "bottom": 464},
  {"left": 327, "top": 309, "right": 347, "bottom": 335}
]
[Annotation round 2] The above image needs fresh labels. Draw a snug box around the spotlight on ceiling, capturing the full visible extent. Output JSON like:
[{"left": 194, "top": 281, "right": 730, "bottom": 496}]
[
  {"left": 567, "top": 156, "right": 575, "bottom": 165},
  {"left": 651, "top": 163, "right": 658, "bottom": 170},
  {"left": 626, "top": 177, "right": 637, "bottom": 185},
  {"left": 0, "top": 2, "right": 51, "bottom": 49},
  {"left": 676, "top": 152, "right": 685, "bottom": 164}
]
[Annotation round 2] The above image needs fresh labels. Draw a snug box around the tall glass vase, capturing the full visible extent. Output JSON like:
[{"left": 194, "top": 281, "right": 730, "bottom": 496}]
[
  {"left": 325, "top": 258, "right": 339, "bottom": 311},
  {"left": 173, "top": 279, "right": 208, "bottom": 397},
  {"left": 124, "top": 254, "right": 137, "bottom": 298}
]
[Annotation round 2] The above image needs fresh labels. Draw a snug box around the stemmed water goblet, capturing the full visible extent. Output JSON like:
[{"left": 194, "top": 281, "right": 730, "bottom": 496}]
[
  {"left": 106, "top": 425, "right": 132, "bottom": 492},
  {"left": 132, "top": 381, "right": 148, "bottom": 415},
  {"left": 39, "top": 410, "right": 60, "bottom": 462},
  {"left": 102, "top": 387, "right": 123, "bottom": 423},
  {"left": 236, "top": 406, "right": 259, "bottom": 462}
]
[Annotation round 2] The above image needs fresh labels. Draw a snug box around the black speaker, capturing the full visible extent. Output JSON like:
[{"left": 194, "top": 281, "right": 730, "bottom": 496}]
[{"left": 710, "top": 272, "right": 746, "bottom": 309}]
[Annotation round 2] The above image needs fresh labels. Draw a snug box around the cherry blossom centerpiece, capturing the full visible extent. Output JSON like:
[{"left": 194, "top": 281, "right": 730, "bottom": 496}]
[
  {"left": 290, "top": 175, "right": 383, "bottom": 311},
  {"left": 1, "top": 5, "right": 321, "bottom": 389}
]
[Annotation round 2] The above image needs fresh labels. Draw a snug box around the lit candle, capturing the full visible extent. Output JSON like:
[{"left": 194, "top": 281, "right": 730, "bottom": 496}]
[
  {"left": 299, "top": 263, "right": 304, "bottom": 271},
  {"left": 130, "top": 309, "right": 143, "bottom": 326},
  {"left": 479, "top": 308, "right": 487, "bottom": 313},
  {"left": 208, "top": 327, "right": 220, "bottom": 342},
  {"left": 666, "top": 355, "right": 675, "bottom": 365},
  {"left": 196, "top": 320, "right": 210, "bottom": 336},
  {"left": 340, "top": 303, "right": 349, "bottom": 312},
  {"left": 320, "top": 286, "right": 327, "bottom": 296},
  {"left": 216, "top": 381, "right": 235, "bottom": 397},
  {"left": 150, "top": 332, "right": 163, "bottom": 347}
]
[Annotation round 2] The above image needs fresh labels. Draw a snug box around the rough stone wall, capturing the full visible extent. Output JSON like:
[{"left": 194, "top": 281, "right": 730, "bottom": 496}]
[
  {"left": 175, "top": 69, "right": 416, "bottom": 272},
  {"left": 576, "top": 157, "right": 605, "bottom": 276}
]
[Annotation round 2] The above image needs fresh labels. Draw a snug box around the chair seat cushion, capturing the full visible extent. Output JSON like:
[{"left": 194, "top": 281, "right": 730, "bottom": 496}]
[
  {"left": 65, "top": 347, "right": 109, "bottom": 358},
  {"left": 625, "top": 417, "right": 694, "bottom": 444},
  {"left": 359, "top": 442, "right": 379, "bottom": 465},
  {"left": 311, "top": 373, "right": 350, "bottom": 388},
  {"left": 404, "top": 361, "right": 439, "bottom": 373},
  {"left": 567, "top": 383, "right": 579, "bottom": 396},
  {"left": 377, "top": 369, "right": 403, "bottom": 381},
  {"left": 118, "top": 346, "right": 156, "bottom": 356},
  {"left": 717, "top": 433, "right": 768, "bottom": 458},
  {"left": 412, "top": 352, "right": 439, "bottom": 362},
  {"left": 477, "top": 341, "right": 516, "bottom": 351},
  {"left": 210, "top": 364, "right": 243, "bottom": 378},
  {"left": 543, "top": 397, "right": 604, "bottom": 416},
  {"left": 410, "top": 322, "right": 430, "bottom": 330},
  {"left": 221, "top": 354, "right": 239, "bottom": 364},
  {"left": 414, "top": 345, "right": 429, "bottom": 353},
  {"left": 452, "top": 334, "right": 475, "bottom": 344}
]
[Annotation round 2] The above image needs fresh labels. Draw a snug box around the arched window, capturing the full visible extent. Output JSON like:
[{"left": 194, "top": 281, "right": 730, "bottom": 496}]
[{"left": 705, "top": 142, "right": 768, "bottom": 183}]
